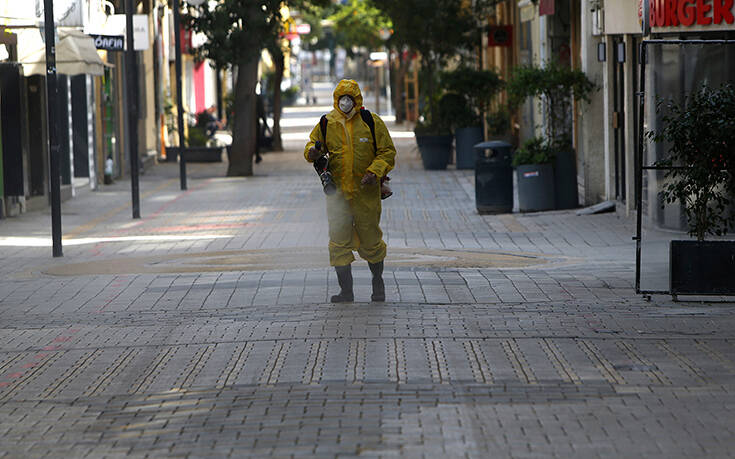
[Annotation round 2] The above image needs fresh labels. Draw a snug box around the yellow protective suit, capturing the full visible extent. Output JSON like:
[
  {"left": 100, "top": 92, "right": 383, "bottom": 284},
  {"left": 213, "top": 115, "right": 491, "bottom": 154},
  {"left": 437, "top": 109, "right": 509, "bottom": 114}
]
[{"left": 304, "top": 79, "right": 396, "bottom": 266}]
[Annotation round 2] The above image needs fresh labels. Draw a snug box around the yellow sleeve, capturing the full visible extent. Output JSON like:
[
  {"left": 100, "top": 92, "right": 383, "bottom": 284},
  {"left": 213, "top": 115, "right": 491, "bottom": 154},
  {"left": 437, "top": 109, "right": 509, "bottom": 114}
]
[
  {"left": 366, "top": 115, "right": 396, "bottom": 178},
  {"left": 304, "top": 123, "right": 323, "bottom": 163}
]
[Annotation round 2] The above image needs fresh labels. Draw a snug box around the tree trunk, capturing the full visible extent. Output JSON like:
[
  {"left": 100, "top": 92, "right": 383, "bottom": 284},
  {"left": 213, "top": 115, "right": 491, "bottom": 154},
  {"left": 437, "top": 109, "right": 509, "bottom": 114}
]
[
  {"left": 227, "top": 59, "right": 259, "bottom": 177},
  {"left": 271, "top": 49, "right": 284, "bottom": 152}
]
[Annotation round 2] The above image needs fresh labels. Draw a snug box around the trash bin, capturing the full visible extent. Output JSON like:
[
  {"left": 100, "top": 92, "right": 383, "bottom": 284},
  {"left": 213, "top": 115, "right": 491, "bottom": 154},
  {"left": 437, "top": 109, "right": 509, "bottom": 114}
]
[{"left": 474, "top": 140, "right": 513, "bottom": 214}]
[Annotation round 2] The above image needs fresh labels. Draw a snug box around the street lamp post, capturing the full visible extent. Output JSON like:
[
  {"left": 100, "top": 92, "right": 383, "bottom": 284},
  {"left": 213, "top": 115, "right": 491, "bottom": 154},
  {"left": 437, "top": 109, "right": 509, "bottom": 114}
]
[
  {"left": 125, "top": 0, "right": 140, "bottom": 218},
  {"left": 173, "top": 0, "right": 187, "bottom": 190},
  {"left": 43, "top": 0, "right": 63, "bottom": 257}
]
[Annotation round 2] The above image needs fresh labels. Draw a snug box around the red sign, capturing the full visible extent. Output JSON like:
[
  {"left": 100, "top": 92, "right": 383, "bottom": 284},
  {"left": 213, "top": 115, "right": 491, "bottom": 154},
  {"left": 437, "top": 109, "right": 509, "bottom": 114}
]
[
  {"left": 645, "top": 0, "right": 734, "bottom": 28},
  {"left": 540, "top": 0, "right": 555, "bottom": 16},
  {"left": 180, "top": 25, "right": 193, "bottom": 54},
  {"left": 488, "top": 26, "right": 513, "bottom": 47}
]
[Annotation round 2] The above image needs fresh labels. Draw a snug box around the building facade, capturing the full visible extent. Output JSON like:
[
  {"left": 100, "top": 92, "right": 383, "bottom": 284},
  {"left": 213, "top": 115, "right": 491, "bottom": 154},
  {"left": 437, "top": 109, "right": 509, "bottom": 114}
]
[{"left": 0, "top": 0, "right": 222, "bottom": 219}]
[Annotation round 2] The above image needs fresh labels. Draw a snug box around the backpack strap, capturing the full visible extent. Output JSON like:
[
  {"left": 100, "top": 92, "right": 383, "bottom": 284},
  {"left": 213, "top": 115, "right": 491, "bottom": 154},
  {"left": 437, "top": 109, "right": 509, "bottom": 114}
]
[
  {"left": 321, "top": 110, "right": 378, "bottom": 154},
  {"left": 359, "top": 108, "right": 377, "bottom": 153},
  {"left": 319, "top": 115, "right": 328, "bottom": 146}
]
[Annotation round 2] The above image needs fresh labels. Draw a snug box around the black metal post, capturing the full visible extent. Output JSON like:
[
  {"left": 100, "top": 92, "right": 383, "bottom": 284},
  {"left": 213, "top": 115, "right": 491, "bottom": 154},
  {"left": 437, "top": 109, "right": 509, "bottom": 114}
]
[
  {"left": 216, "top": 68, "right": 223, "bottom": 121},
  {"left": 173, "top": 0, "right": 187, "bottom": 190},
  {"left": 125, "top": 0, "right": 141, "bottom": 218},
  {"left": 43, "top": 0, "right": 63, "bottom": 257},
  {"left": 634, "top": 41, "right": 646, "bottom": 294}
]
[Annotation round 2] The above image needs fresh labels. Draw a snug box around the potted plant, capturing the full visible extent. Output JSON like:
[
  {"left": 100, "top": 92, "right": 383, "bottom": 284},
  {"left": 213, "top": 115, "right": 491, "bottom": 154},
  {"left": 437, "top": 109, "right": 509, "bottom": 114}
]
[
  {"left": 507, "top": 61, "right": 595, "bottom": 209},
  {"left": 415, "top": 92, "right": 454, "bottom": 170},
  {"left": 441, "top": 67, "right": 504, "bottom": 169},
  {"left": 370, "top": 0, "right": 494, "bottom": 167},
  {"left": 167, "top": 120, "right": 224, "bottom": 163},
  {"left": 649, "top": 84, "right": 735, "bottom": 296},
  {"left": 512, "top": 137, "right": 556, "bottom": 212}
]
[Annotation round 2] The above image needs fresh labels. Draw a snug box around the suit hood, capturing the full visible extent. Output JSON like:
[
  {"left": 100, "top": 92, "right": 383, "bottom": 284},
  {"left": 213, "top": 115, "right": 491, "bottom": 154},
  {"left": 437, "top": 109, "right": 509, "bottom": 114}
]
[{"left": 333, "top": 79, "right": 363, "bottom": 112}]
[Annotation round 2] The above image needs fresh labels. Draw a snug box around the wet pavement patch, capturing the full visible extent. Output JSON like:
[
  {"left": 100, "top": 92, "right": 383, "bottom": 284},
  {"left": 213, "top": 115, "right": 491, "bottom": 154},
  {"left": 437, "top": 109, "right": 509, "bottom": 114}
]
[{"left": 41, "top": 247, "right": 569, "bottom": 276}]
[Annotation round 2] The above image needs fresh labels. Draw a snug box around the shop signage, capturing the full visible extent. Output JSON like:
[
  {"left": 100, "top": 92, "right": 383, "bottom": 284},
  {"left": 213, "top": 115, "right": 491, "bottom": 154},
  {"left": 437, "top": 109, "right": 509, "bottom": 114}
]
[
  {"left": 488, "top": 26, "right": 513, "bottom": 47},
  {"left": 105, "top": 14, "right": 150, "bottom": 51},
  {"left": 89, "top": 34, "right": 124, "bottom": 51},
  {"left": 640, "top": 0, "right": 735, "bottom": 32},
  {"left": 35, "top": 0, "right": 84, "bottom": 27},
  {"left": 540, "top": 0, "right": 555, "bottom": 16}
]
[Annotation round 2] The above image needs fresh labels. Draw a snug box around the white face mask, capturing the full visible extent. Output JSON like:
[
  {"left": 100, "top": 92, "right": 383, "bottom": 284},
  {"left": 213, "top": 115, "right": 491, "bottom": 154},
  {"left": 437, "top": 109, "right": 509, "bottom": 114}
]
[{"left": 338, "top": 96, "right": 354, "bottom": 113}]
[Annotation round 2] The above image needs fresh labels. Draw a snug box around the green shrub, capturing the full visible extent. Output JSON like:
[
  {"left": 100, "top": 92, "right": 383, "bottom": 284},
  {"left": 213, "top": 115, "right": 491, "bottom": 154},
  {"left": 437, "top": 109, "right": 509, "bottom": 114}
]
[
  {"left": 187, "top": 126, "right": 209, "bottom": 147},
  {"left": 282, "top": 85, "right": 300, "bottom": 106},
  {"left": 512, "top": 137, "right": 554, "bottom": 167},
  {"left": 486, "top": 107, "right": 511, "bottom": 137},
  {"left": 507, "top": 61, "right": 595, "bottom": 147},
  {"left": 649, "top": 84, "right": 735, "bottom": 241},
  {"left": 441, "top": 67, "right": 504, "bottom": 128},
  {"left": 414, "top": 92, "right": 453, "bottom": 136},
  {"left": 437, "top": 92, "right": 477, "bottom": 130}
]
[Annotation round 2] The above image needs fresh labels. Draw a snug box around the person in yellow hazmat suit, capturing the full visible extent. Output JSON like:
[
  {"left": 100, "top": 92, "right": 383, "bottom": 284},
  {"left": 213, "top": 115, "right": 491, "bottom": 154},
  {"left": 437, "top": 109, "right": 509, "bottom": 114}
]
[{"left": 304, "top": 79, "right": 396, "bottom": 303}]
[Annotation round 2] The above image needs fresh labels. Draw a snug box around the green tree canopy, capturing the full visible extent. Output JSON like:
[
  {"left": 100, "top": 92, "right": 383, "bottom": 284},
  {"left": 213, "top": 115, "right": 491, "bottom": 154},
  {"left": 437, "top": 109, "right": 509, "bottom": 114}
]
[
  {"left": 370, "top": 0, "right": 493, "bottom": 130},
  {"left": 185, "top": 0, "right": 327, "bottom": 176},
  {"left": 329, "top": 0, "right": 392, "bottom": 52}
]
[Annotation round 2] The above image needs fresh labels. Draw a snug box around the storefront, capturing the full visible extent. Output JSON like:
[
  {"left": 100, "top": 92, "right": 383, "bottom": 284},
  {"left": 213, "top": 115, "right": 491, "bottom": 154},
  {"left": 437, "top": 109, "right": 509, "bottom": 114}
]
[{"left": 641, "top": 0, "right": 735, "bottom": 231}]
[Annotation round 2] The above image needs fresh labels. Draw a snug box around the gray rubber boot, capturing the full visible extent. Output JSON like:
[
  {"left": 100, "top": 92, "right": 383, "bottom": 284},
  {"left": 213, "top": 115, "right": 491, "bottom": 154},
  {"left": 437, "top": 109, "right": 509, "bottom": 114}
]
[
  {"left": 330, "top": 265, "right": 354, "bottom": 303},
  {"left": 369, "top": 261, "right": 385, "bottom": 302}
]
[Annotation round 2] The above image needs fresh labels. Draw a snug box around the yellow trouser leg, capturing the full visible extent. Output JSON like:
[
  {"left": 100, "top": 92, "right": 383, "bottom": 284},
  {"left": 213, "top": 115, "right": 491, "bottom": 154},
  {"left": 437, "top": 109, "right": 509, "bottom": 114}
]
[
  {"left": 326, "top": 186, "right": 387, "bottom": 266},
  {"left": 327, "top": 193, "right": 357, "bottom": 266},
  {"left": 351, "top": 187, "right": 386, "bottom": 264}
]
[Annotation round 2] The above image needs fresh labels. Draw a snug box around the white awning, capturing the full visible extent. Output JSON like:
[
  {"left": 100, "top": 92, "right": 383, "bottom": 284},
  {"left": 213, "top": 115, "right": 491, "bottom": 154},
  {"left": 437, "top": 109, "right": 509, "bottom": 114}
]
[{"left": 16, "top": 28, "right": 107, "bottom": 76}]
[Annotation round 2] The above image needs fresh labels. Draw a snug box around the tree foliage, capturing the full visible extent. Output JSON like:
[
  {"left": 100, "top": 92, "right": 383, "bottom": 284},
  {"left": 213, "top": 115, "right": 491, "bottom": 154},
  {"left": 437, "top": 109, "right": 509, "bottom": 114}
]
[
  {"left": 507, "top": 61, "right": 596, "bottom": 149},
  {"left": 441, "top": 67, "right": 504, "bottom": 127},
  {"left": 507, "top": 61, "right": 597, "bottom": 148},
  {"left": 184, "top": 0, "right": 327, "bottom": 175},
  {"left": 370, "top": 0, "right": 493, "bottom": 132},
  {"left": 650, "top": 84, "right": 735, "bottom": 241},
  {"left": 185, "top": 0, "right": 282, "bottom": 70},
  {"left": 329, "top": 0, "right": 391, "bottom": 52}
]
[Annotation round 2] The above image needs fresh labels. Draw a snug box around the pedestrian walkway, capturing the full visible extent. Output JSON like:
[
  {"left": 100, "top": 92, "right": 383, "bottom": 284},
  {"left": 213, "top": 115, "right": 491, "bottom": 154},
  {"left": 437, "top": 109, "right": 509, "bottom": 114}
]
[{"left": 0, "top": 117, "right": 734, "bottom": 457}]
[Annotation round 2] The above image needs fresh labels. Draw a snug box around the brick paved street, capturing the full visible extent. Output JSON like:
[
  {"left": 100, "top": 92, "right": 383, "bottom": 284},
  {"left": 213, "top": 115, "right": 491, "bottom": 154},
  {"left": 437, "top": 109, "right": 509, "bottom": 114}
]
[{"left": 1, "top": 103, "right": 734, "bottom": 458}]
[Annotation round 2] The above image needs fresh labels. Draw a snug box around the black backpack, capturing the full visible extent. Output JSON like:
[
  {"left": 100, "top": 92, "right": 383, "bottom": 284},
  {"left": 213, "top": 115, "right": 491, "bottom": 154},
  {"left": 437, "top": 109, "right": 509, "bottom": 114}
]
[{"left": 319, "top": 108, "right": 377, "bottom": 153}]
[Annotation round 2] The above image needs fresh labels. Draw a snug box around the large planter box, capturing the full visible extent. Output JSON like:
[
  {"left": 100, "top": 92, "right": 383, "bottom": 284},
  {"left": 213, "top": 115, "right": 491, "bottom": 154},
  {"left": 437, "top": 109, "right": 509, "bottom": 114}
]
[
  {"left": 455, "top": 126, "right": 484, "bottom": 170},
  {"left": 516, "top": 164, "right": 555, "bottom": 212},
  {"left": 670, "top": 240, "right": 735, "bottom": 295},
  {"left": 416, "top": 134, "right": 453, "bottom": 170},
  {"left": 165, "top": 146, "right": 223, "bottom": 163}
]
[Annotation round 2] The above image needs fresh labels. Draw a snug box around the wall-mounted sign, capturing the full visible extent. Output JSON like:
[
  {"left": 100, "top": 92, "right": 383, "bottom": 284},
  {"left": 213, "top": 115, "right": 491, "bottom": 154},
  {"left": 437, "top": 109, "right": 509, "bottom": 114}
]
[
  {"left": 540, "top": 0, "right": 555, "bottom": 16},
  {"left": 640, "top": 0, "right": 735, "bottom": 33},
  {"left": 488, "top": 26, "right": 513, "bottom": 47},
  {"left": 89, "top": 34, "right": 124, "bottom": 51},
  {"left": 35, "top": 0, "right": 84, "bottom": 27},
  {"left": 105, "top": 14, "right": 150, "bottom": 51}
]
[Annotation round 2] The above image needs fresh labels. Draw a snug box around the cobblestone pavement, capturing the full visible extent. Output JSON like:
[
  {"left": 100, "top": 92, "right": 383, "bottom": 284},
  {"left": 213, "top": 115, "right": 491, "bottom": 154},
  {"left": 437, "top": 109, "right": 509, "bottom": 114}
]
[{"left": 1, "top": 108, "right": 734, "bottom": 458}]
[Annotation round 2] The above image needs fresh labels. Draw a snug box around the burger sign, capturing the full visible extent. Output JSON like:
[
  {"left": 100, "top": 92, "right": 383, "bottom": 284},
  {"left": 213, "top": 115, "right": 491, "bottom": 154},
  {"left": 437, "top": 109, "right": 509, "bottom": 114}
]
[{"left": 639, "top": 0, "right": 735, "bottom": 33}]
